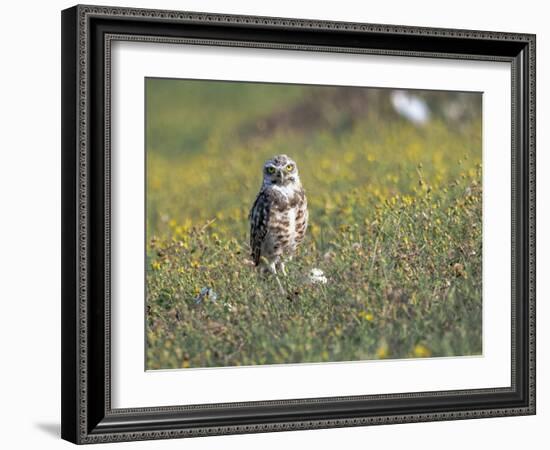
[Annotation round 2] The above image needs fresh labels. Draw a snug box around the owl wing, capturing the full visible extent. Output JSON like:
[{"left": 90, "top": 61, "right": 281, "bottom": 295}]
[
  {"left": 295, "top": 189, "right": 308, "bottom": 245},
  {"left": 249, "top": 189, "right": 271, "bottom": 266}
]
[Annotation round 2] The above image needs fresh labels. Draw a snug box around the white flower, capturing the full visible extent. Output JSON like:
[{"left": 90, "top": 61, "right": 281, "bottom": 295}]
[{"left": 308, "top": 268, "right": 328, "bottom": 285}]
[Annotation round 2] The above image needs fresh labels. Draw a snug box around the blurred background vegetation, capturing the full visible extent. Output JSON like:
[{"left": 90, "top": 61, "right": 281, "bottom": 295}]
[{"left": 145, "top": 78, "right": 482, "bottom": 369}]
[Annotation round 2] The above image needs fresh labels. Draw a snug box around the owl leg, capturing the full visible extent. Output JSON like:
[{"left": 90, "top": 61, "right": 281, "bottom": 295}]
[
  {"left": 267, "top": 261, "right": 277, "bottom": 275},
  {"left": 276, "top": 261, "right": 287, "bottom": 276},
  {"left": 267, "top": 260, "right": 285, "bottom": 295}
]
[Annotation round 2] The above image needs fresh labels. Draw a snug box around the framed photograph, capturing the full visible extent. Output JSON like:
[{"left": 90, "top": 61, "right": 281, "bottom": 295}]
[{"left": 61, "top": 4, "right": 536, "bottom": 444}]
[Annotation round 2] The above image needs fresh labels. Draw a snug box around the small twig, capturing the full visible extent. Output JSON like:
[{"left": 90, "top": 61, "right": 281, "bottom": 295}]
[{"left": 200, "top": 218, "right": 216, "bottom": 233}]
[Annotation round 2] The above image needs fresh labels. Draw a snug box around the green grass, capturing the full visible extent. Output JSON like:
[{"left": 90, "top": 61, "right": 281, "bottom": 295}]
[{"left": 145, "top": 78, "right": 482, "bottom": 369}]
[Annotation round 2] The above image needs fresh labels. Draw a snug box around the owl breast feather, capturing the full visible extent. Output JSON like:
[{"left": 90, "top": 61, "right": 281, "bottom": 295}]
[
  {"left": 267, "top": 186, "right": 307, "bottom": 256},
  {"left": 249, "top": 184, "right": 307, "bottom": 265}
]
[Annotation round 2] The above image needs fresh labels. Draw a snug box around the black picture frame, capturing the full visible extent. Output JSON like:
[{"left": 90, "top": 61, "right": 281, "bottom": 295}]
[{"left": 61, "top": 4, "right": 536, "bottom": 444}]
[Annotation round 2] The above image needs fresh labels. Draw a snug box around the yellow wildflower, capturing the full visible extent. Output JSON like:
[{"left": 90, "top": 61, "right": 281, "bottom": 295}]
[
  {"left": 376, "top": 343, "right": 389, "bottom": 359},
  {"left": 358, "top": 311, "right": 374, "bottom": 322},
  {"left": 413, "top": 344, "right": 432, "bottom": 358}
]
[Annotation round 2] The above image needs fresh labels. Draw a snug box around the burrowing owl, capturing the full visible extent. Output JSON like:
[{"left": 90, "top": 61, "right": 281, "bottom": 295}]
[{"left": 249, "top": 154, "right": 308, "bottom": 276}]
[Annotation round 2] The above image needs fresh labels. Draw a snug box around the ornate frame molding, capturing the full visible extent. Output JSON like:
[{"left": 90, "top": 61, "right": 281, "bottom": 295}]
[{"left": 61, "top": 4, "right": 536, "bottom": 444}]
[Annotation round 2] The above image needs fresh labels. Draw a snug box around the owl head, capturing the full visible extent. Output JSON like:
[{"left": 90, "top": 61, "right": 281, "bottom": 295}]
[{"left": 262, "top": 154, "right": 300, "bottom": 187}]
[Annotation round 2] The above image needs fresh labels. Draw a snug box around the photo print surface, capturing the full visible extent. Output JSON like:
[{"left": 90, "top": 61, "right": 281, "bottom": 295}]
[{"left": 145, "top": 78, "right": 482, "bottom": 370}]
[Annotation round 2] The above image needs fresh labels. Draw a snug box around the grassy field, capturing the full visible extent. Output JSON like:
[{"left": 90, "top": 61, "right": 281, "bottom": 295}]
[{"left": 145, "top": 78, "right": 482, "bottom": 370}]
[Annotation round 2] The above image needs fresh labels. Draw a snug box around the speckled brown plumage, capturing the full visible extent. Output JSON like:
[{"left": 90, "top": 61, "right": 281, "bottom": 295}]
[{"left": 249, "top": 155, "right": 308, "bottom": 274}]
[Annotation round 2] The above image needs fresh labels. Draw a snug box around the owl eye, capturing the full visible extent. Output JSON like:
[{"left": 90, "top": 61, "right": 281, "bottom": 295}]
[
  {"left": 266, "top": 166, "right": 276, "bottom": 174},
  {"left": 285, "top": 164, "right": 294, "bottom": 172}
]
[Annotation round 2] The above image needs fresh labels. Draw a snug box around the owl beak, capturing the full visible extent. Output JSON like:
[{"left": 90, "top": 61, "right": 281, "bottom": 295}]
[{"left": 277, "top": 169, "right": 285, "bottom": 184}]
